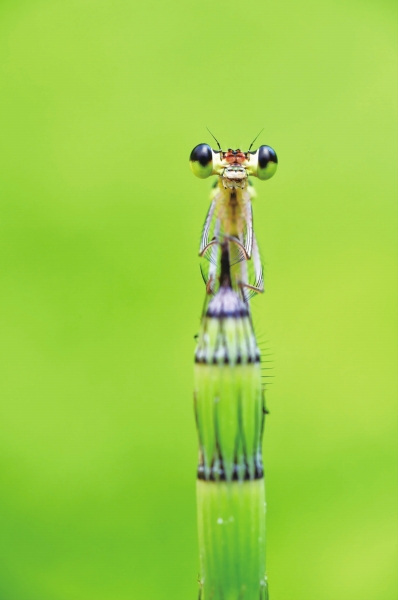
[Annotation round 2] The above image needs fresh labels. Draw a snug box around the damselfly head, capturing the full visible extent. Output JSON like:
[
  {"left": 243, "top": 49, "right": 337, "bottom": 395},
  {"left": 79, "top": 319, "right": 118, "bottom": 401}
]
[{"left": 190, "top": 143, "right": 278, "bottom": 187}]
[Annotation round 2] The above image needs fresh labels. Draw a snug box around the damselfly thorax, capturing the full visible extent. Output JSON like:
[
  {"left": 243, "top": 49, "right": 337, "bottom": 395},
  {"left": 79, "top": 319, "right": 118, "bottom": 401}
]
[{"left": 190, "top": 141, "right": 277, "bottom": 301}]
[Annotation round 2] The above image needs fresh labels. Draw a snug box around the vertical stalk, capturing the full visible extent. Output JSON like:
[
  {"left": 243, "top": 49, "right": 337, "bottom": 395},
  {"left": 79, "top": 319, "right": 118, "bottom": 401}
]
[{"left": 194, "top": 244, "right": 268, "bottom": 600}]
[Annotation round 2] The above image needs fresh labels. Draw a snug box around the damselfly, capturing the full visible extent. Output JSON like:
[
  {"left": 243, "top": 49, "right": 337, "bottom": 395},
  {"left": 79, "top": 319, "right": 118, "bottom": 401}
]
[{"left": 190, "top": 133, "right": 277, "bottom": 600}]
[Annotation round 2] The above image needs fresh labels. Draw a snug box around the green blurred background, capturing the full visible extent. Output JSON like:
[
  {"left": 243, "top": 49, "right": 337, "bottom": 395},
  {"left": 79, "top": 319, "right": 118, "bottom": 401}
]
[{"left": 0, "top": 0, "right": 396, "bottom": 598}]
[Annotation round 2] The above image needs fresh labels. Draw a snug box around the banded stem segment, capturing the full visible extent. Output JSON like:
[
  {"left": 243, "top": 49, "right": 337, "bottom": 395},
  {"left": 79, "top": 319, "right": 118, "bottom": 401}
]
[
  {"left": 194, "top": 279, "right": 268, "bottom": 599},
  {"left": 197, "top": 480, "right": 267, "bottom": 600}
]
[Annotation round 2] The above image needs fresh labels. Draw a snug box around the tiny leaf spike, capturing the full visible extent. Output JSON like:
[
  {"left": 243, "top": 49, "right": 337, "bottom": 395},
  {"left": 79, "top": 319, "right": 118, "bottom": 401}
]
[{"left": 190, "top": 138, "right": 278, "bottom": 599}]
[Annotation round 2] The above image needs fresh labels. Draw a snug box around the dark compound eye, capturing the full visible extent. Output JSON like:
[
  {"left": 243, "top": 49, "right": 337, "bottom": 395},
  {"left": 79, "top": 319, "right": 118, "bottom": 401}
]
[
  {"left": 190, "top": 144, "right": 213, "bottom": 179},
  {"left": 257, "top": 145, "right": 278, "bottom": 180}
]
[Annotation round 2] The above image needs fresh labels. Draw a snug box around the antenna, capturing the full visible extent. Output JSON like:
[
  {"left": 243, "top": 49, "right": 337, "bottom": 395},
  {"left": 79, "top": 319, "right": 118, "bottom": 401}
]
[
  {"left": 248, "top": 128, "right": 264, "bottom": 152},
  {"left": 206, "top": 127, "right": 222, "bottom": 151}
]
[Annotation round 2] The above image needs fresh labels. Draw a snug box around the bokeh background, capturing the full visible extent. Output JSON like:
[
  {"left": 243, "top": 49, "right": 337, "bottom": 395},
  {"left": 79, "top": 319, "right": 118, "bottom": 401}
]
[{"left": 0, "top": 0, "right": 396, "bottom": 599}]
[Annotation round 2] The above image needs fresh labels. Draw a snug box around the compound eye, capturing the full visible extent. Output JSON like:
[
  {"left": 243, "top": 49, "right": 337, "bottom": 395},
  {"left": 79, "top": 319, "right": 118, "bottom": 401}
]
[
  {"left": 257, "top": 145, "right": 278, "bottom": 180},
  {"left": 190, "top": 144, "right": 213, "bottom": 179}
]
